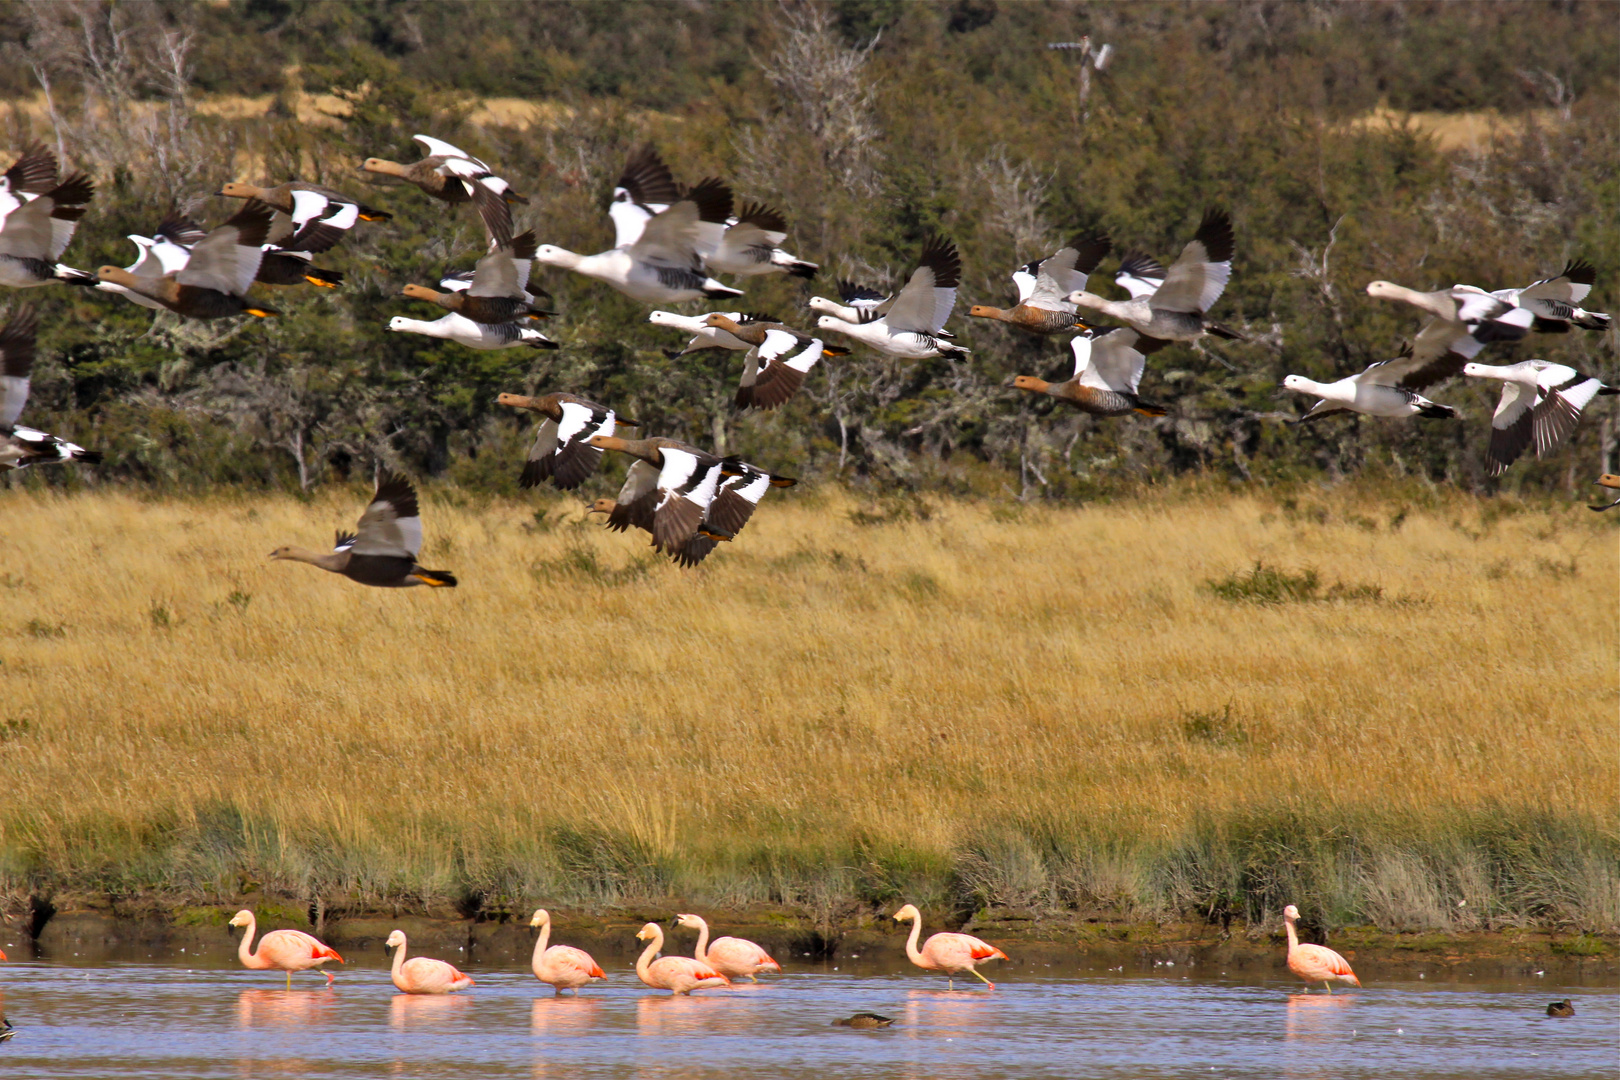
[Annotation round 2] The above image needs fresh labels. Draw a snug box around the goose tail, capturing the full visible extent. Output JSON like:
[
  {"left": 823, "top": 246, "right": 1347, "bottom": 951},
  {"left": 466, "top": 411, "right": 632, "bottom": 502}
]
[
  {"left": 302, "top": 266, "right": 344, "bottom": 288},
  {"left": 1415, "top": 402, "right": 1459, "bottom": 420},
  {"left": 701, "top": 280, "right": 746, "bottom": 300},
  {"left": 1204, "top": 321, "right": 1244, "bottom": 341},
  {"left": 411, "top": 568, "right": 458, "bottom": 588}
]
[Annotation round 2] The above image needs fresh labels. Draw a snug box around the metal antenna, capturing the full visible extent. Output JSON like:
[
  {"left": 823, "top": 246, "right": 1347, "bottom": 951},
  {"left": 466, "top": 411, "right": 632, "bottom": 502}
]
[{"left": 1046, "top": 36, "right": 1112, "bottom": 124}]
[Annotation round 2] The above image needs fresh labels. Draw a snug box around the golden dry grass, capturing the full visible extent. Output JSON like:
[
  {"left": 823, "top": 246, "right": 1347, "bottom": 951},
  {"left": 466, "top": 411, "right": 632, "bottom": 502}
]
[{"left": 0, "top": 483, "right": 1615, "bottom": 926}]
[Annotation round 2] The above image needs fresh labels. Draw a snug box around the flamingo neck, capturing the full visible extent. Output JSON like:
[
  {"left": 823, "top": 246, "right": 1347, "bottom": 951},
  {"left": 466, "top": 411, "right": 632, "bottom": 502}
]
[
  {"left": 690, "top": 919, "right": 711, "bottom": 962},
  {"left": 903, "top": 915, "right": 925, "bottom": 967},
  {"left": 1284, "top": 916, "right": 1300, "bottom": 953},
  {"left": 237, "top": 914, "right": 266, "bottom": 969},
  {"left": 635, "top": 928, "right": 662, "bottom": 983},
  {"left": 532, "top": 918, "right": 552, "bottom": 974},
  {"left": 390, "top": 937, "right": 409, "bottom": 983}
]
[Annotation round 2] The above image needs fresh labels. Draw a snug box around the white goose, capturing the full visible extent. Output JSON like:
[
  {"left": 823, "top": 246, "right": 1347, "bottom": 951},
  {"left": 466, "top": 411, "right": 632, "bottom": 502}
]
[
  {"left": 702, "top": 202, "right": 817, "bottom": 279},
  {"left": 1366, "top": 278, "right": 1535, "bottom": 339},
  {"left": 816, "top": 237, "right": 968, "bottom": 360},
  {"left": 0, "top": 170, "right": 95, "bottom": 288},
  {"left": 649, "top": 309, "right": 762, "bottom": 354},
  {"left": 535, "top": 145, "right": 743, "bottom": 305},
  {"left": 1284, "top": 345, "right": 1462, "bottom": 423},
  {"left": 1064, "top": 209, "right": 1240, "bottom": 342},
  {"left": 1490, "top": 260, "right": 1610, "bottom": 332},
  {"left": 1462, "top": 360, "right": 1617, "bottom": 475},
  {"left": 0, "top": 305, "right": 102, "bottom": 471},
  {"left": 388, "top": 313, "right": 557, "bottom": 350},
  {"left": 809, "top": 280, "right": 892, "bottom": 324}
]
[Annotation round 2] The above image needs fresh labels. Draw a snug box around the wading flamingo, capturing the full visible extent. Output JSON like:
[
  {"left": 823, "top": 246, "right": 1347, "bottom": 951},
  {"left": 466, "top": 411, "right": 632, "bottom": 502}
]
[
  {"left": 892, "top": 904, "right": 1007, "bottom": 989},
  {"left": 529, "top": 909, "right": 606, "bottom": 993},
  {"left": 228, "top": 909, "right": 343, "bottom": 989},
  {"left": 633, "top": 922, "right": 729, "bottom": 995},
  {"left": 675, "top": 914, "right": 781, "bottom": 982},
  {"left": 1282, "top": 905, "right": 1360, "bottom": 993},
  {"left": 385, "top": 930, "right": 474, "bottom": 995}
]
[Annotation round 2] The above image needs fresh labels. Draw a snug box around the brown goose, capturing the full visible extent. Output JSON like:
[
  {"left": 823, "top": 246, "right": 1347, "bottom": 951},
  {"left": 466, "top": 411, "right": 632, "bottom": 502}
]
[
  {"left": 586, "top": 436, "right": 724, "bottom": 554},
  {"left": 403, "top": 232, "right": 552, "bottom": 324},
  {"left": 832, "top": 1013, "right": 895, "bottom": 1029},
  {"left": 269, "top": 471, "right": 456, "bottom": 588},
  {"left": 1013, "top": 328, "right": 1169, "bottom": 418},
  {"left": 1590, "top": 474, "right": 1620, "bottom": 512},
  {"left": 250, "top": 189, "right": 365, "bottom": 289},
  {"left": 0, "top": 304, "right": 102, "bottom": 471},
  {"left": 218, "top": 180, "right": 392, "bottom": 224},
  {"left": 968, "top": 232, "right": 1110, "bottom": 334},
  {"left": 496, "top": 392, "right": 636, "bottom": 489},
  {"left": 1546, "top": 999, "right": 1575, "bottom": 1018},
  {"left": 96, "top": 201, "right": 278, "bottom": 319},
  {"left": 1065, "top": 209, "right": 1241, "bottom": 343},
  {"left": 362, "top": 135, "right": 524, "bottom": 245},
  {"left": 671, "top": 458, "right": 796, "bottom": 567},
  {"left": 700, "top": 314, "right": 846, "bottom": 410}
]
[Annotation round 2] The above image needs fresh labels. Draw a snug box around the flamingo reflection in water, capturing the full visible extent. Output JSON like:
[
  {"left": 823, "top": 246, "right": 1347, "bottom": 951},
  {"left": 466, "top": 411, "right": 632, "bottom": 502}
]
[
  {"left": 236, "top": 987, "right": 334, "bottom": 1030},
  {"left": 389, "top": 991, "right": 472, "bottom": 1032}
]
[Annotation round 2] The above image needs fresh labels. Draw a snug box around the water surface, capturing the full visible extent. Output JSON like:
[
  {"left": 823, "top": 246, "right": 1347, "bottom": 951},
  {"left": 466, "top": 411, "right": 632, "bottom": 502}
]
[{"left": 1, "top": 957, "right": 1612, "bottom": 1078}]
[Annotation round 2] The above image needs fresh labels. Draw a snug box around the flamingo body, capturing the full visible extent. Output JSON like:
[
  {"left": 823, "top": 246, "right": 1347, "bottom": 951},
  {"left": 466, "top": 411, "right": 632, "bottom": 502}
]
[
  {"left": 529, "top": 909, "right": 607, "bottom": 992},
  {"left": 228, "top": 909, "right": 343, "bottom": 988},
  {"left": 386, "top": 930, "right": 474, "bottom": 994},
  {"left": 1282, "top": 905, "right": 1359, "bottom": 992},
  {"left": 676, "top": 914, "right": 781, "bottom": 981},
  {"left": 634, "top": 922, "right": 730, "bottom": 995},
  {"left": 893, "top": 904, "right": 1007, "bottom": 989}
]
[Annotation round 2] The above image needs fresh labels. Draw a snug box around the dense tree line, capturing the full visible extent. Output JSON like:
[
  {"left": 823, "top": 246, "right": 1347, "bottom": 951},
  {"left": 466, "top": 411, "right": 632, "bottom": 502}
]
[{"left": 1, "top": 0, "right": 1613, "bottom": 497}]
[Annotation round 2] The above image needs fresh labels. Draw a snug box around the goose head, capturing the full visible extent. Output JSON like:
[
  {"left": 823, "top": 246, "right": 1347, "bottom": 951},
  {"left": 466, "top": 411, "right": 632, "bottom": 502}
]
[
  {"left": 1594, "top": 474, "right": 1620, "bottom": 490},
  {"left": 533, "top": 244, "right": 579, "bottom": 268},
  {"left": 586, "top": 498, "right": 617, "bottom": 515},
  {"left": 1011, "top": 375, "right": 1051, "bottom": 394},
  {"left": 1281, "top": 375, "right": 1316, "bottom": 394}
]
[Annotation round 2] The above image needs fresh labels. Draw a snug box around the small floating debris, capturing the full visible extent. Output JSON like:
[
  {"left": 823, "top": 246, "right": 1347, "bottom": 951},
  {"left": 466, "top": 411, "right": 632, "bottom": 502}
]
[
  {"left": 833, "top": 1013, "right": 895, "bottom": 1029},
  {"left": 1546, "top": 1000, "right": 1575, "bottom": 1018},
  {"left": 0, "top": 1016, "right": 16, "bottom": 1043}
]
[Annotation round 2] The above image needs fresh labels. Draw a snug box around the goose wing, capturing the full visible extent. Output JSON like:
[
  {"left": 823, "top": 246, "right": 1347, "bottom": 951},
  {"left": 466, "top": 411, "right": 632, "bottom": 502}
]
[
  {"left": 151, "top": 212, "right": 205, "bottom": 273},
  {"left": 0, "top": 144, "right": 57, "bottom": 226},
  {"left": 351, "top": 471, "right": 423, "bottom": 558},
  {"left": 610, "top": 144, "right": 682, "bottom": 250},
  {"left": 717, "top": 203, "right": 786, "bottom": 267},
  {"left": 1485, "top": 380, "right": 1537, "bottom": 476},
  {"left": 0, "top": 174, "right": 92, "bottom": 260},
  {"left": 839, "top": 281, "right": 892, "bottom": 313},
  {"left": 607, "top": 459, "right": 661, "bottom": 534},
  {"left": 884, "top": 236, "right": 961, "bottom": 335},
  {"left": 1074, "top": 327, "right": 1162, "bottom": 393},
  {"left": 0, "top": 304, "right": 38, "bottom": 428},
  {"left": 273, "top": 190, "right": 360, "bottom": 256},
  {"left": 548, "top": 398, "right": 615, "bottom": 489},
  {"left": 468, "top": 231, "right": 533, "bottom": 298},
  {"left": 1533, "top": 366, "right": 1605, "bottom": 457},
  {"left": 629, "top": 180, "right": 734, "bottom": 269},
  {"left": 1149, "top": 208, "right": 1233, "bottom": 314},
  {"left": 177, "top": 200, "right": 273, "bottom": 295},
  {"left": 413, "top": 135, "right": 486, "bottom": 169},
  {"left": 1027, "top": 231, "right": 1111, "bottom": 311},
  {"left": 1516, "top": 259, "right": 1595, "bottom": 306},
  {"left": 748, "top": 331, "right": 822, "bottom": 409},
  {"left": 652, "top": 445, "right": 723, "bottom": 553},
  {"left": 1114, "top": 252, "right": 1166, "bottom": 299}
]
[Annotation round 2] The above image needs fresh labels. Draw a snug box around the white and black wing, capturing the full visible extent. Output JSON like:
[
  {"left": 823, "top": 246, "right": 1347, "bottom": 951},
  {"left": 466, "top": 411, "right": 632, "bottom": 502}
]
[
  {"left": 1114, "top": 251, "right": 1166, "bottom": 299},
  {"left": 1533, "top": 367, "right": 1607, "bottom": 458},
  {"left": 273, "top": 190, "right": 360, "bottom": 256},
  {"left": 352, "top": 471, "right": 424, "bottom": 558},
  {"left": 0, "top": 304, "right": 37, "bottom": 428},
  {"left": 604, "top": 459, "right": 661, "bottom": 535},
  {"left": 610, "top": 144, "right": 682, "bottom": 250},
  {"left": 1076, "top": 327, "right": 1159, "bottom": 394},
  {"left": 651, "top": 445, "right": 723, "bottom": 553},
  {"left": 884, "top": 236, "right": 961, "bottom": 335},
  {"left": 1150, "top": 208, "right": 1233, "bottom": 314},
  {"left": 1027, "top": 231, "right": 1111, "bottom": 310},
  {"left": 178, "top": 200, "right": 273, "bottom": 295},
  {"left": 1485, "top": 380, "right": 1537, "bottom": 476}
]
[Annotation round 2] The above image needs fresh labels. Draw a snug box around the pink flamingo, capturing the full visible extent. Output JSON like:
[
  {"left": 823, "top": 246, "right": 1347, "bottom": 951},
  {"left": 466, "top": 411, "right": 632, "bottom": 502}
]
[
  {"left": 675, "top": 914, "right": 781, "bottom": 982},
  {"left": 1282, "top": 905, "right": 1360, "bottom": 993},
  {"left": 893, "top": 904, "right": 1008, "bottom": 989},
  {"left": 385, "top": 930, "right": 474, "bottom": 995},
  {"left": 529, "top": 909, "right": 606, "bottom": 993},
  {"left": 228, "top": 909, "right": 344, "bottom": 989},
  {"left": 634, "top": 922, "right": 730, "bottom": 995}
]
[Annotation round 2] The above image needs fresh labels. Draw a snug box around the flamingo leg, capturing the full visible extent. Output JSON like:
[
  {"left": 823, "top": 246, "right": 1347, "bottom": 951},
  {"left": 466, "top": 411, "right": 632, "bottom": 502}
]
[
  {"left": 324, "top": 970, "right": 335, "bottom": 987},
  {"left": 285, "top": 971, "right": 292, "bottom": 991},
  {"left": 1324, "top": 982, "right": 1332, "bottom": 994},
  {"left": 969, "top": 968, "right": 996, "bottom": 989}
]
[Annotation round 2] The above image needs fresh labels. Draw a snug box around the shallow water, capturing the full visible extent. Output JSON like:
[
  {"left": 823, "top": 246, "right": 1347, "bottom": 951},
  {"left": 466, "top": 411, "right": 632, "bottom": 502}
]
[{"left": 0, "top": 956, "right": 1613, "bottom": 1078}]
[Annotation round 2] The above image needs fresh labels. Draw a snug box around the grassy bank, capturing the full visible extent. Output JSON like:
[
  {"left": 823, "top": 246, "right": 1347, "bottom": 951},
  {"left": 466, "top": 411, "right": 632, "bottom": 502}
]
[{"left": 0, "top": 481, "right": 1615, "bottom": 935}]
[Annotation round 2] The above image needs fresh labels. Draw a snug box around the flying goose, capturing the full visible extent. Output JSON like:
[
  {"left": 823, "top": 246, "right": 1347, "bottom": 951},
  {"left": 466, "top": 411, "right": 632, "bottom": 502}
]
[
  {"left": 816, "top": 236, "right": 969, "bottom": 359},
  {"left": 0, "top": 170, "right": 95, "bottom": 288},
  {"left": 1590, "top": 474, "right": 1620, "bottom": 512},
  {"left": 96, "top": 201, "right": 279, "bottom": 319},
  {"left": 1284, "top": 345, "right": 1461, "bottom": 423},
  {"left": 649, "top": 309, "right": 775, "bottom": 354},
  {"left": 1013, "top": 328, "right": 1169, "bottom": 417},
  {"left": 218, "top": 179, "right": 392, "bottom": 224},
  {"left": 388, "top": 312, "right": 557, "bottom": 350},
  {"left": 92, "top": 212, "right": 207, "bottom": 310},
  {"left": 0, "top": 144, "right": 59, "bottom": 226},
  {"left": 701, "top": 202, "right": 818, "bottom": 279},
  {"left": 0, "top": 304, "right": 102, "bottom": 472},
  {"left": 809, "top": 280, "right": 894, "bottom": 324},
  {"left": 1462, "top": 360, "right": 1617, "bottom": 475},
  {"left": 496, "top": 391, "right": 636, "bottom": 489},
  {"left": 403, "top": 231, "right": 553, "bottom": 323},
  {"left": 670, "top": 458, "right": 796, "bottom": 567},
  {"left": 536, "top": 148, "right": 742, "bottom": 304},
  {"left": 1064, "top": 209, "right": 1241, "bottom": 343},
  {"left": 699, "top": 313, "right": 845, "bottom": 408},
  {"left": 252, "top": 189, "right": 360, "bottom": 288},
  {"left": 362, "top": 135, "right": 525, "bottom": 245},
  {"left": 269, "top": 471, "right": 456, "bottom": 588},
  {"left": 1490, "top": 260, "right": 1610, "bottom": 332},
  {"left": 1366, "top": 278, "right": 1536, "bottom": 340},
  {"left": 586, "top": 435, "right": 724, "bottom": 553},
  {"left": 969, "top": 231, "right": 1111, "bottom": 334}
]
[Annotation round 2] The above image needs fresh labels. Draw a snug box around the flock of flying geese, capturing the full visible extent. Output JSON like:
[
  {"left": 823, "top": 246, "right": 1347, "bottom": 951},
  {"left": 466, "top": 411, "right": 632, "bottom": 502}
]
[{"left": 1, "top": 136, "right": 1615, "bottom": 587}]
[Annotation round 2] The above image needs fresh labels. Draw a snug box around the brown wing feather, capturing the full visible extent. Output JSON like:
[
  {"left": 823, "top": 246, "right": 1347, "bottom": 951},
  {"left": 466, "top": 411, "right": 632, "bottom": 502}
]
[
  {"left": 0, "top": 305, "right": 39, "bottom": 379},
  {"left": 652, "top": 497, "right": 704, "bottom": 553},
  {"left": 747, "top": 360, "right": 806, "bottom": 410},
  {"left": 704, "top": 488, "right": 758, "bottom": 538}
]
